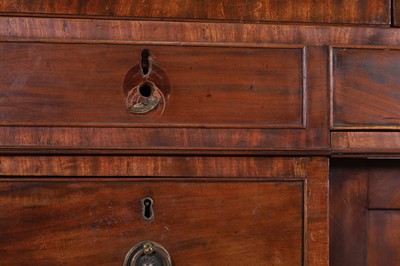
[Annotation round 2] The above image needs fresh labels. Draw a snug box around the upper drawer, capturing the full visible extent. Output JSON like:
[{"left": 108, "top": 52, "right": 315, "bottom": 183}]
[
  {"left": 0, "top": 41, "right": 330, "bottom": 153},
  {"left": 0, "top": 0, "right": 390, "bottom": 25},
  {"left": 332, "top": 48, "right": 400, "bottom": 129},
  {"left": 0, "top": 42, "right": 303, "bottom": 128}
]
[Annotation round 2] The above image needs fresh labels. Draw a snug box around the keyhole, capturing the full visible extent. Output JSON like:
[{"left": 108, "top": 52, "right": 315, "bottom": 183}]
[
  {"left": 142, "top": 198, "right": 154, "bottom": 220},
  {"left": 138, "top": 82, "right": 154, "bottom": 98},
  {"left": 141, "top": 49, "right": 151, "bottom": 76}
]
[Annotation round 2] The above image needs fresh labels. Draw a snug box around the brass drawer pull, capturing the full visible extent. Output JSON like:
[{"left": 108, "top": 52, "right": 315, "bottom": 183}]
[{"left": 123, "top": 241, "right": 172, "bottom": 266}]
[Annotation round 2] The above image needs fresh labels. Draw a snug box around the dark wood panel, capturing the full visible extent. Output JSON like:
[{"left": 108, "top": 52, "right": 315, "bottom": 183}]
[
  {"left": 0, "top": 0, "right": 390, "bottom": 25},
  {"left": 0, "top": 42, "right": 304, "bottom": 127},
  {"left": 1, "top": 17, "right": 400, "bottom": 46},
  {"left": 329, "top": 159, "right": 368, "bottom": 266},
  {"left": 306, "top": 46, "right": 329, "bottom": 148},
  {"left": 368, "top": 211, "right": 400, "bottom": 266},
  {"left": 0, "top": 180, "right": 303, "bottom": 265},
  {"left": 369, "top": 160, "right": 400, "bottom": 209},
  {"left": 395, "top": 0, "right": 400, "bottom": 26},
  {"left": 332, "top": 48, "right": 400, "bottom": 129},
  {"left": 331, "top": 132, "right": 400, "bottom": 156},
  {"left": 0, "top": 156, "right": 306, "bottom": 178}
]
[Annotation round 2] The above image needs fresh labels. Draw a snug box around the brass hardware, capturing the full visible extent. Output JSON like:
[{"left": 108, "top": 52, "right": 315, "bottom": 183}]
[
  {"left": 131, "top": 96, "right": 160, "bottom": 114},
  {"left": 143, "top": 242, "right": 153, "bottom": 255},
  {"left": 123, "top": 49, "right": 171, "bottom": 117},
  {"left": 128, "top": 81, "right": 164, "bottom": 115},
  {"left": 123, "top": 241, "right": 172, "bottom": 266}
]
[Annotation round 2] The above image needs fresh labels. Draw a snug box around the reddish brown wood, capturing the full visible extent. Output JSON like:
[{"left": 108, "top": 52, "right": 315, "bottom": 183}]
[
  {"left": 332, "top": 48, "right": 400, "bottom": 129},
  {"left": 0, "top": 156, "right": 306, "bottom": 178},
  {"left": 368, "top": 211, "right": 400, "bottom": 266},
  {"left": 329, "top": 159, "right": 368, "bottom": 266},
  {"left": 0, "top": 43, "right": 304, "bottom": 127},
  {"left": 331, "top": 160, "right": 400, "bottom": 265},
  {"left": 369, "top": 160, "right": 400, "bottom": 209},
  {"left": 306, "top": 46, "right": 329, "bottom": 148},
  {"left": 1, "top": 17, "right": 400, "bottom": 46},
  {"left": 331, "top": 132, "right": 400, "bottom": 156},
  {"left": 0, "top": 40, "right": 326, "bottom": 153},
  {"left": 306, "top": 157, "right": 329, "bottom": 266},
  {"left": 0, "top": 180, "right": 304, "bottom": 265},
  {"left": 395, "top": 0, "right": 400, "bottom": 26},
  {"left": 0, "top": 0, "right": 390, "bottom": 25},
  {"left": 0, "top": 127, "right": 313, "bottom": 154},
  {"left": 368, "top": 210, "right": 400, "bottom": 266},
  {"left": 2, "top": 4, "right": 399, "bottom": 266}
]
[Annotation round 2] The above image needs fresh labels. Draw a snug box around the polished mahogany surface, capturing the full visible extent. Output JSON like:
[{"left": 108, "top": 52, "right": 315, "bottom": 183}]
[
  {"left": 330, "top": 160, "right": 400, "bottom": 266},
  {"left": 1, "top": 1, "right": 400, "bottom": 265},
  {"left": 0, "top": 0, "right": 390, "bottom": 25},
  {"left": 0, "top": 180, "right": 303, "bottom": 265},
  {"left": 333, "top": 48, "right": 400, "bottom": 129}
]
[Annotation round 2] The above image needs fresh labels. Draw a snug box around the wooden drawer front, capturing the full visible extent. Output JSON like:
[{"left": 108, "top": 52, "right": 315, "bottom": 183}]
[
  {"left": 0, "top": 43, "right": 303, "bottom": 128},
  {"left": 0, "top": 0, "right": 390, "bottom": 25},
  {"left": 332, "top": 48, "right": 400, "bottom": 129},
  {"left": 0, "top": 180, "right": 303, "bottom": 265}
]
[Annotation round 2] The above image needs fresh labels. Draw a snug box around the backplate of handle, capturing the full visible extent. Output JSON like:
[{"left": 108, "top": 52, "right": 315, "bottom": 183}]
[{"left": 123, "top": 241, "right": 172, "bottom": 266}]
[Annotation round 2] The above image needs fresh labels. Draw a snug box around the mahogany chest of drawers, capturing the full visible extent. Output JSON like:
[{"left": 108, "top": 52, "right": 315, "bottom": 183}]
[{"left": 1, "top": 1, "right": 400, "bottom": 265}]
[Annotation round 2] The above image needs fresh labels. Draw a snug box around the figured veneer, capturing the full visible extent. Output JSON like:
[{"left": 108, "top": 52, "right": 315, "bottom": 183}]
[
  {"left": 332, "top": 48, "right": 400, "bottom": 129},
  {"left": 330, "top": 159, "right": 400, "bottom": 266},
  {"left": 0, "top": 43, "right": 304, "bottom": 127},
  {"left": 0, "top": 0, "right": 390, "bottom": 25},
  {"left": 0, "top": 180, "right": 304, "bottom": 265}
]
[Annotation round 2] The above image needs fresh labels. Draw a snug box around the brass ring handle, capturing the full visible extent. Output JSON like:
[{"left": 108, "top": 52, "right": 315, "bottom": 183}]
[{"left": 123, "top": 241, "right": 172, "bottom": 266}]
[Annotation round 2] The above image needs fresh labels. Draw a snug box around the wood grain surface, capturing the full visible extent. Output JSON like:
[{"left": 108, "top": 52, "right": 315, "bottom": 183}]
[
  {"left": 0, "top": 156, "right": 307, "bottom": 178},
  {"left": 368, "top": 211, "right": 400, "bottom": 266},
  {"left": 306, "top": 157, "right": 329, "bottom": 266},
  {"left": 0, "top": 17, "right": 400, "bottom": 46},
  {"left": 331, "top": 159, "right": 400, "bottom": 265},
  {"left": 329, "top": 159, "right": 368, "bottom": 266},
  {"left": 0, "top": 40, "right": 321, "bottom": 153},
  {"left": 0, "top": 180, "right": 304, "bottom": 265},
  {"left": 306, "top": 46, "right": 329, "bottom": 148},
  {"left": 0, "top": 37, "right": 331, "bottom": 154},
  {"left": 0, "top": 1, "right": 397, "bottom": 266},
  {"left": 0, "top": 0, "right": 390, "bottom": 25},
  {"left": 395, "top": 0, "right": 400, "bottom": 26},
  {"left": 368, "top": 160, "right": 400, "bottom": 209},
  {"left": 332, "top": 48, "right": 400, "bottom": 129},
  {"left": 0, "top": 127, "right": 314, "bottom": 154},
  {"left": 331, "top": 132, "right": 400, "bottom": 156},
  {"left": 0, "top": 42, "right": 304, "bottom": 127}
]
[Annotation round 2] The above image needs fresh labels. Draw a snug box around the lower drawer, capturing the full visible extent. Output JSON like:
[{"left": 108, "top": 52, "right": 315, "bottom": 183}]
[{"left": 0, "top": 180, "right": 303, "bottom": 265}]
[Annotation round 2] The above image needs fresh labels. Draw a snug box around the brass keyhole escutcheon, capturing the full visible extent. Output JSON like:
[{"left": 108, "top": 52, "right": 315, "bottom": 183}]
[{"left": 123, "top": 241, "right": 172, "bottom": 266}]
